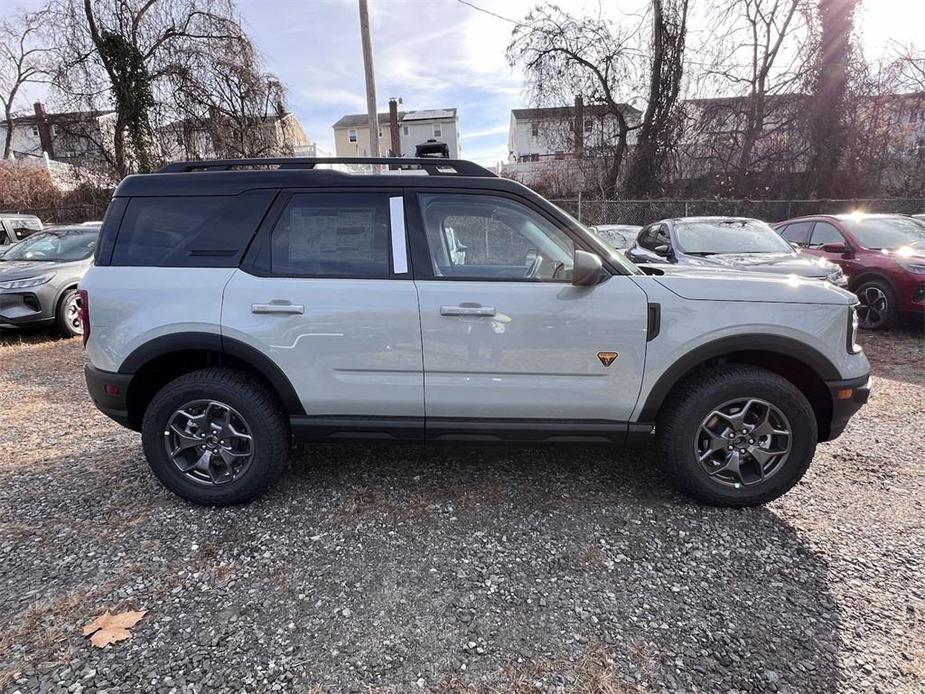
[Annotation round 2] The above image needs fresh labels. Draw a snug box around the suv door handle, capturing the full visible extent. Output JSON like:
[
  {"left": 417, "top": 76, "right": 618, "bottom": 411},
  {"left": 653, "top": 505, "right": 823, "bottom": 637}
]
[
  {"left": 440, "top": 305, "right": 496, "bottom": 317},
  {"left": 251, "top": 302, "right": 305, "bottom": 315}
]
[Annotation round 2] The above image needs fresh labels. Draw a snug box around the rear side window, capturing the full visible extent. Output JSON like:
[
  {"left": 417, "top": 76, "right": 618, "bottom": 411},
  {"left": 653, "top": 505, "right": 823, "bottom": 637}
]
[
  {"left": 779, "top": 221, "right": 812, "bottom": 245},
  {"left": 269, "top": 192, "right": 391, "bottom": 278},
  {"left": 110, "top": 191, "right": 274, "bottom": 267}
]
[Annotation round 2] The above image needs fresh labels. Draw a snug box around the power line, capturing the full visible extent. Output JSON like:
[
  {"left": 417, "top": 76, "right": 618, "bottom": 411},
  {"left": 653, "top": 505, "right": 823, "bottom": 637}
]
[{"left": 455, "top": 0, "right": 522, "bottom": 26}]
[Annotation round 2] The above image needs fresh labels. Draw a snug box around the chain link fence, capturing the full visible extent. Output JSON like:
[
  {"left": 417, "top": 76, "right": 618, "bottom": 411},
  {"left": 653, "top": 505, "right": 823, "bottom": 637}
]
[
  {"left": 550, "top": 197, "right": 925, "bottom": 227},
  {"left": 2, "top": 202, "right": 112, "bottom": 225}
]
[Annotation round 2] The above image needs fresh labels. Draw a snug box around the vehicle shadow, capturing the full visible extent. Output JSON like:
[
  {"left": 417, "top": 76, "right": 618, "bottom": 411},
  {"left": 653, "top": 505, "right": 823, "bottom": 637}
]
[{"left": 0, "top": 441, "right": 842, "bottom": 692}]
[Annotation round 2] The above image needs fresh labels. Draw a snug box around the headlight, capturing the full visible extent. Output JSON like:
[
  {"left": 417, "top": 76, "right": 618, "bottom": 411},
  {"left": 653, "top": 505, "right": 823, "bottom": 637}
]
[
  {"left": 847, "top": 306, "right": 861, "bottom": 354},
  {"left": 899, "top": 262, "right": 925, "bottom": 275},
  {"left": 826, "top": 268, "right": 845, "bottom": 283},
  {"left": 0, "top": 273, "right": 56, "bottom": 290}
]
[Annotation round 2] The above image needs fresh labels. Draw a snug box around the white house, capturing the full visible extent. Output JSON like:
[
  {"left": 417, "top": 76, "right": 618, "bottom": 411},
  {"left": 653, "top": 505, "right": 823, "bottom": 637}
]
[
  {"left": 332, "top": 106, "right": 461, "bottom": 158},
  {"left": 502, "top": 99, "right": 642, "bottom": 193},
  {"left": 1, "top": 102, "right": 117, "bottom": 168}
]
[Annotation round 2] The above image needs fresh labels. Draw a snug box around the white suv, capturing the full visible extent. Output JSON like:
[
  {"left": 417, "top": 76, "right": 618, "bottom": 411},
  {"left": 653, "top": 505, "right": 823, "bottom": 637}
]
[{"left": 80, "top": 158, "right": 871, "bottom": 507}]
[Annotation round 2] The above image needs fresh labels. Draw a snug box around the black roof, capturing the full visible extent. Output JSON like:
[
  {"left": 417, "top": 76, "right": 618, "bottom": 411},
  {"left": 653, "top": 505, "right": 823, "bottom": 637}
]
[{"left": 115, "top": 157, "right": 519, "bottom": 197}]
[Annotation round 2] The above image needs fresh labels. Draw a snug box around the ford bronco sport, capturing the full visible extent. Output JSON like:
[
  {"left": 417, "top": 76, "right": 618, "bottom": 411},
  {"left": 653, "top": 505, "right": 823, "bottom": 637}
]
[{"left": 81, "top": 158, "right": 870, "bottom": 507}]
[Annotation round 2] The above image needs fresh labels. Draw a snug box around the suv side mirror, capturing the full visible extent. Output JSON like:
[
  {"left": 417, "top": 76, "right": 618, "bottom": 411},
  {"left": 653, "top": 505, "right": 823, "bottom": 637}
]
[
  {"left": 821, "top": 242, "right": 849, "bottom": 254},
  {"left": 572, "top": 249, "right": 603, "bottom": 286},
  {"left": 654, "top": 244, "right": 671, "bottom": 257}
]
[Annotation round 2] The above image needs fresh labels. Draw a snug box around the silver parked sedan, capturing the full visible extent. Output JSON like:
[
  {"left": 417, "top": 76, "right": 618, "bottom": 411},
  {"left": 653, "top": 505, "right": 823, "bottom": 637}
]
[{"left": 0, "top": 224, "right": 99, "bottom": 337}]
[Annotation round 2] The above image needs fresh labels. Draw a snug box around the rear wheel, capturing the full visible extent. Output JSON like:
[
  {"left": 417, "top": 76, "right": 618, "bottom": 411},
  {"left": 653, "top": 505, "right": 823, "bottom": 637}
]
[
  {"left": 141, "top": 368, "right": 289, "bottom": 505},
  {"left": 657, "top": 365, "right": 817, "bottom": 507},
  {"left": 855, "top": 278, "right": 897, "bottom": 330},
  {"left": 56, "top": 289, "right": 82, "bottom": 338}
]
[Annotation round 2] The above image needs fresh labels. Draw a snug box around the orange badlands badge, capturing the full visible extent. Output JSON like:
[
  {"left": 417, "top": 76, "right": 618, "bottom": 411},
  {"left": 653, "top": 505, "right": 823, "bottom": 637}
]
[{"left": 597, "top": 351, "right": 618, "bottom": 367}]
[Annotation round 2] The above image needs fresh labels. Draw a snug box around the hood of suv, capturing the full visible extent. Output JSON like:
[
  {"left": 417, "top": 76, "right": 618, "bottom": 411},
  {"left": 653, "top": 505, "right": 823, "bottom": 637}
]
[
  {"left": 644, "top": 264, "right": 855, "bottom": 305},
  {"left": 680, "top": 251, "right": 834, "bottom": 278},
  {"left": 0, "top": 258, "right": 89, "bottom": 281}
]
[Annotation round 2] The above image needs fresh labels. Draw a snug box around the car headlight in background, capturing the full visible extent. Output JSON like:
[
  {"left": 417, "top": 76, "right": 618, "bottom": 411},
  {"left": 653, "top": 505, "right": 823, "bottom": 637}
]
[
  {"left": 899, "top": 260, "right": 925, "bottom": 275},
  {"left": 0, "top": 273, "right": 56, "bottom": 290},
  {"left": 825, "top": 267, "right": 847, "bottom": 286}
]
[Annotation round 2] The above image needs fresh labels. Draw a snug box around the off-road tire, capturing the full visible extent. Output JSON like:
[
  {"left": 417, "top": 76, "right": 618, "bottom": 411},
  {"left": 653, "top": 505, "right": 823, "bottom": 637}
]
[
  {"left": 141, "top": 368, "right": 289, "bottom": 505},
  {"left": 657, "top": 364, "right": 817, "bottom": 507}
]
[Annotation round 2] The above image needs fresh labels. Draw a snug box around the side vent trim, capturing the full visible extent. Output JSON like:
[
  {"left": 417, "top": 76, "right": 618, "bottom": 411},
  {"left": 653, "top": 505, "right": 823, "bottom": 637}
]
[{"left": 647, "top": 303, "right": 661, "bottom": 342}]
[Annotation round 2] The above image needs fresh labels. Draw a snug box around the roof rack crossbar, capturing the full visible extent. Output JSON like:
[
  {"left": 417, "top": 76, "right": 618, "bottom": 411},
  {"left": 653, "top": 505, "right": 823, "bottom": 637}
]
[{"left": 157, "top": 157, "right": 496, "bottom": 177}]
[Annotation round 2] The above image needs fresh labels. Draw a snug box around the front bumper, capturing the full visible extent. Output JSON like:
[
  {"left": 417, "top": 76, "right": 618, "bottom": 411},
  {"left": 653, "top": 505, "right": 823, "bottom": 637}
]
[
  {"left": 0, "top": 289, "right": 55, "bottom": 328},
  {"left": 85, "top": 364, "right": 135, "bottom": 429},
  {"left": 823, "top": 374, "right": 871, "bottom": 441}
]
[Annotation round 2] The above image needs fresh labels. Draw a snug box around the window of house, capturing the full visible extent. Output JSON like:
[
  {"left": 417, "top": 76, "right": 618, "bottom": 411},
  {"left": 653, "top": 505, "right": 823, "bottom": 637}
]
[
  {"left": 31, "top": 126, "right": 39, "bottom": 136},
  {"left": 270, "top": 192, "right": 391, "bottom": 278},
  {"left": 433, "top": 123, "right": 442, "bottom": 138},
  {"left": 531, "top": 122, "right": 539, "bottom": 137},
  {"left": 348, "top": 128, "right": 357, "bottom": 143},
  {"left": 403, "top": 125, "right": 409, "bottom": 136},
  {"left": 418, "top": 193, "right": 575, "bottom": 282}
]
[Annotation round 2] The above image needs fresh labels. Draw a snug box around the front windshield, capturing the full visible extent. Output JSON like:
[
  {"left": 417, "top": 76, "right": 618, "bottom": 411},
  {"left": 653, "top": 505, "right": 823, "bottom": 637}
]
[
  {"left": 841, "top": 217, "right": 925, "bottom": 250},
  {"left": 674, "top": 219, "right": 794, "bottom": 255},
  {"left": 1, "top": 229, "right": 98, "bottom": 262}
]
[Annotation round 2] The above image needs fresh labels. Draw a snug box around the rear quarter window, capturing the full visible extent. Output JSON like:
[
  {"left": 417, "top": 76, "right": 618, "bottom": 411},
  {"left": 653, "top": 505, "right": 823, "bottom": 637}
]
[{"left": 110, "top": 191, "right": 275, "bottom": 267}]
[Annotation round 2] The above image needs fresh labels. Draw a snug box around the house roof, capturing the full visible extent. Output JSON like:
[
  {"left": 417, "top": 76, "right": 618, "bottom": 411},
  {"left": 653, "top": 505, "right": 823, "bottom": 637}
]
[
  {"left": 511, "top": 104, "right": 642, "bottom": 120},
  {"left": 9, "top": 109, "right": 115, "bottom": 126},
  {"left": 332, "top": 108, "right": 456, "bottom": 129}
]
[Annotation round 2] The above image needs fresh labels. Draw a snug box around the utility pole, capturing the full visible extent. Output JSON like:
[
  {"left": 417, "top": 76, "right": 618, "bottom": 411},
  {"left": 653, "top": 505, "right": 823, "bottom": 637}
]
[{"left": 358, "top": 0, "right": 379, "bottom": 157}]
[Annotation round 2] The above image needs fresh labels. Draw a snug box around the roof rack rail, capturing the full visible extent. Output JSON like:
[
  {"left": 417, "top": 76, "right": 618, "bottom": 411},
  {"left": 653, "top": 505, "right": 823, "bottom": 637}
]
[{"left": 157, "top": 157, "right": 496, "bottom": 177}]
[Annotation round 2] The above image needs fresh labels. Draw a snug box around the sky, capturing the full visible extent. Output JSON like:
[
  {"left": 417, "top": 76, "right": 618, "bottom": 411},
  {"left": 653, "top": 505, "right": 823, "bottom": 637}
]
[{"left": 8, "top": 0, "right": 925, "bottom": 166}]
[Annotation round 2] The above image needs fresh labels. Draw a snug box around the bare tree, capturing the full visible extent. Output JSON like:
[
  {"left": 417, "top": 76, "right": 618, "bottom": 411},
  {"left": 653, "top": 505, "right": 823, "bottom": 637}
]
[
  {"left": 623, "top": 0, "right": 689, "bottom": 198},
  {"left": 507, "top": 3, "right": 644, "bottom": 197},
  {"left": 677, "top": 0, "right": 811, "bottom": 197},
  {"left": 891, "top": 43, "right": 925, "bottom": 92},
  {"left": 166, "top": 34, "right": 293, "bottom": 159},
  {"left": 49, "top": 0, "right": 246, "bottom": 176},
  {"left": 0, "top": 7, "right": 54, "bottom": 159}
]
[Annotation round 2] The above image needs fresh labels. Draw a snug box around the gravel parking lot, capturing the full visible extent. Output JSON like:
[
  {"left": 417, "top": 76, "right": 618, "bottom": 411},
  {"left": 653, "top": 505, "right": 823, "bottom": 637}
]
[{"left": 0, "top": 328, "right": 922, "bottom": 693}]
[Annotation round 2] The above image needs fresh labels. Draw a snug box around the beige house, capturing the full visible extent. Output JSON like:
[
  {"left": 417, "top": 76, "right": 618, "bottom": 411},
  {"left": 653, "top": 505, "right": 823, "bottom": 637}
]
[{"left": 332, "top": 108, "right": 460, "bottom": 157}]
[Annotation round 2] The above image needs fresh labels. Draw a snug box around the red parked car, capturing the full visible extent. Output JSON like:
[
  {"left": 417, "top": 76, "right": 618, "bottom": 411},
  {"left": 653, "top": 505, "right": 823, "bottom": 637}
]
[{"left": 773, "top": 214, "right": 925, "bottom": 329}]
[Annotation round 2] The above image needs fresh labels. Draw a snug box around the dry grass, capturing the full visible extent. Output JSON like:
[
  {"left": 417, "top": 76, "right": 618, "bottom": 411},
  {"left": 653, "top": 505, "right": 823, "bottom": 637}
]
[
  {"left": 433, "top": 643, "right": 650, "bottom": 693},
  {"left": 0, "top": 578, "right": 124, "bottom": 688}
]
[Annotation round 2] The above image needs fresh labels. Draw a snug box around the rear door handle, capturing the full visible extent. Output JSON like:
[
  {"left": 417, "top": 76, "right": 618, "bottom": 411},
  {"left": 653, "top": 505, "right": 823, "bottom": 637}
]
[
  {"left": 440, "top": 305, "right": 496, "bottom": 317},
  {"left": 251, "top": 302, "right": 305, "bottom": 315}
]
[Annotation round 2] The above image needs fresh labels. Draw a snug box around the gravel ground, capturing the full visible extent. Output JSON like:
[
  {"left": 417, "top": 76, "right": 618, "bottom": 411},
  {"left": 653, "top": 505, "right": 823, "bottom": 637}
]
[{"left": 0, "top": 327, "right": 922, "bottom": 693}]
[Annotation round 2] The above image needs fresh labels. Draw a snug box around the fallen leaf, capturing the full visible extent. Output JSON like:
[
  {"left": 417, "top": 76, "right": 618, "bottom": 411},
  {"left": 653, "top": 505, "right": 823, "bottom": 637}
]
[{"left": 82, "top": 610, "right": 147, "bottom": 648}]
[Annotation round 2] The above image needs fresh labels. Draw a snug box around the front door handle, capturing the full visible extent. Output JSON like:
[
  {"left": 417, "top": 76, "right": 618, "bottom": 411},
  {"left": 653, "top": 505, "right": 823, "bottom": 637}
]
[
  {"left": 440, "top": 305, "right": 496, "bottom": 317},
  {"left": 251, "top": 302, "right": 305, "bottom": 315}
]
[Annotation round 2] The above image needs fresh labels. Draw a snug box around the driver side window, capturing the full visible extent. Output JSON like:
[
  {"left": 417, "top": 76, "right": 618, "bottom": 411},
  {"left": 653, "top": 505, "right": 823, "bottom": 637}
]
[{"left": 418, "top": 193, "right": 575, "bottom": 282}]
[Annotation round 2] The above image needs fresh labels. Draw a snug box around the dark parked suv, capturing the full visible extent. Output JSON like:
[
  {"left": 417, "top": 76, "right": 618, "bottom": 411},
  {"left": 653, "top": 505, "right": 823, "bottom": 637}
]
[{"left": 775, "top": 214, "right": 925, "bottom": 329}]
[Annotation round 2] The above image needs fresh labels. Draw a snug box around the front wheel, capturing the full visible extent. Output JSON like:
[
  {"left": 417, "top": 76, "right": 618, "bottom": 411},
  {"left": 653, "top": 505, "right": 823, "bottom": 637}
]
[
  {"left": 855, "top": 279, "right": 897, "bottom": 330},
  {"left": 141, "top": 368, "right": 290, "bottom": 505},
  {"left": 56, "top": 289, "right": 82, "bottom": 338},
  {"left": 657, "top": 365, "right": 817, "bottom": 507}
]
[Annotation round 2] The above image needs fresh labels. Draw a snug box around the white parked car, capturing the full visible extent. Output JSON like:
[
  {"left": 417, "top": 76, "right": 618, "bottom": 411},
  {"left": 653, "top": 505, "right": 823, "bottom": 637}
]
[{"left": 80, "top": 158, "right": 870, "bottom": 508}]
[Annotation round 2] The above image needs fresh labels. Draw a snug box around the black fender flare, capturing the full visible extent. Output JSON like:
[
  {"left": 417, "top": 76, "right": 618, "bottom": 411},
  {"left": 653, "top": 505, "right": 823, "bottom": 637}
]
[
  {"left": 119, "top": 332, "right": 305, "bottom": 415},
  {"left": 637, "top": 334, "right": 841, "bottom": 421}
]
